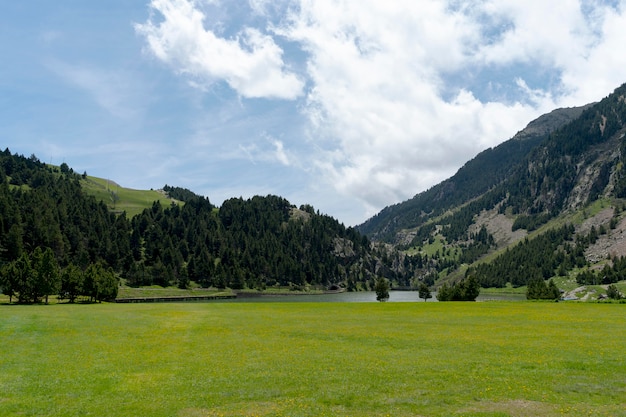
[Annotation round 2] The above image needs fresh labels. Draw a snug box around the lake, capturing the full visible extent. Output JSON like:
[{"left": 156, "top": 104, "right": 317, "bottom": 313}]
[{"left": 219, "top": 290, "right": 526, "bottom": 303}]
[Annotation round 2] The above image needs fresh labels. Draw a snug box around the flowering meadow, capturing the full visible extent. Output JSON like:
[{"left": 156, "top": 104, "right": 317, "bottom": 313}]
[{"left": 1, "top": 302, "right": 624, "bottom": 416}]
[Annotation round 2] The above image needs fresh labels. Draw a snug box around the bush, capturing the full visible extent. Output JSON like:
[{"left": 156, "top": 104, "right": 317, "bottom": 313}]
[
  {"left": 606, "top": 284, "right": 622, "bottom": 300},
  {"left": 437, "top": 276, "right": 480, "bottom": 301},
  {"left": 526, "top": 278, "right": 560, "bottom": 300},
  {"left": 374, "top": 277, "right": 389, "bottom": 301}
]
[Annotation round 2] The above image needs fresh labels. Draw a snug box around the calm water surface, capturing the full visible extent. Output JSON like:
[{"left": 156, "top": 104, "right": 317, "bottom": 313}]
[{"left": 219, "top": 291, "right": 525, "bottom": 303}]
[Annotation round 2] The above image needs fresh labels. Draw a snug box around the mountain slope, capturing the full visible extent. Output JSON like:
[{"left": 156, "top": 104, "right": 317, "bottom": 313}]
[
  {"left": 358, "top": 82, "right": 626, "bottom": 292},
  {"left": 358, "top": 104, "right": 592, "bottom": 242}
]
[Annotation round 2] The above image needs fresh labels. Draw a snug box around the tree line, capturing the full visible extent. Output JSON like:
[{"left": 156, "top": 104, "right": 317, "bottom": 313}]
[{"left": 0, "top": 247, "right": 117, "bottom": 303}]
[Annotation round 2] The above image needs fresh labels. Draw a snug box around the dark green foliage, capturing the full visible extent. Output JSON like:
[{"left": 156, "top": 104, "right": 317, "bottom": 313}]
[
  {"left": 1, "top": 248, "right": 118, "bottom": 304},
  {"left": 0, "top": 149, "right": 417, "bottom": 298},
  {"left": 418, "top": 282, "right": 432, "bottom": 302},
  {"left": 526, "top": 277, "right": 560, "bottom": 300},
  {"left": 511, "top": 213, "right": 552, "bottom": 232},
  {"left": 576, "top": 269, "right": 600, "bottom": 285},
  {"left": 374, "top": 277, "right": 390, "bottom": 301},
  {"left": 31, "top": 247, "right": 60, "bottom": 304},
  {"left": 163, "top": 185, "right": 204, "bottom": 203},
  {"left": 436, "top": 276, "right": 480, "bottom": 301},
  {"left": 60, "top": 264, "right": 83, "bottom": 303},
  {"left": 467, "top": 224, "right": 575, "bottom": 288},
  {"left": 606, "top": 284, "right": 622, "bottom": 300},
  {"left": 0, "top": 149, "right": 130, "bottom": 269},
  {"left": 128, "top": 193, "right": 381, "bottom": 288},
  {"left": 576, "top": 255, "right": 626, "bottom": 285}
]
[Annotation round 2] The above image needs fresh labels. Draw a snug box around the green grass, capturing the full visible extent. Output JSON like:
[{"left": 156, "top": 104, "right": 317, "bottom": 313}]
[
  {"left": 1, "top": 302, "right": 624, "bottom": 416},
  {"left": 407, "top": 234, "right": 447, "bottom": 257},
  {"left": 81, "top": 176, "right": 179, "bottom": 218}
]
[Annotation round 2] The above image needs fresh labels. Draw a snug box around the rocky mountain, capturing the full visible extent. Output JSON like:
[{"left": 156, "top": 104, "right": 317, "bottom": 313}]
[
  {"left": 358, "top": 103, "right": 593, "bottom": 242},
  {"left": 358, "top": 83, "right": 626, "bottom": 291}
]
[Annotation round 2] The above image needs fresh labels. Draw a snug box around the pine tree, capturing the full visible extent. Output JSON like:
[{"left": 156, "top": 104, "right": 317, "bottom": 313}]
[
  {"left": 418, "top": 282, "right": 432, "bottom": 302},
  {"left": 60, "top": 264, "right": 84, "bottom": 303},
  {"left": 32, "top": 247, "right": 60, "bottom": 304},
  {"left": 374, "top": 277, "right": 390, "bottom": 301}
]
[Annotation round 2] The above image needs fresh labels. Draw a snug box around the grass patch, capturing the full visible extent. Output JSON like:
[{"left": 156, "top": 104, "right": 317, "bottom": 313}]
[
  {"left": 1, "top": 302, "right": 625, "bottom": 416},
  {"left": 569, "top": 197, "right": 613, "bottom": 226},
  {"left": 81, "top": 176, "right": 179, "bottom": 218},
  {"left": 409, "top": 234, "right": 447, "bottom": 257}
]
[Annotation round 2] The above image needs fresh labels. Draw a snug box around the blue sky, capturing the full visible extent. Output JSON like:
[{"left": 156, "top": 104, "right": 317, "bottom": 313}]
[{"left": 2, "top": 1, "right": 626, "bottom": 225}]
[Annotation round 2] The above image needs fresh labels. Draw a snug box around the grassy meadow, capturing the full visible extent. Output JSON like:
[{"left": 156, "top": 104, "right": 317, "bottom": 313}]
[
  {"left": 81, "top": 176, "right": 178, "bottom": 218},
  {"left": 1, "top": 302, "right": 624, "bottom": 417}
]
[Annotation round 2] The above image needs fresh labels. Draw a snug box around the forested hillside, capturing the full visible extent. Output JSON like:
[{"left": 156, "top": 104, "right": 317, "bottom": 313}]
[
  {"left": 0, "top": 149, "right": 422, "bottom": 303},
  {"left": 358, "top": 83, "right": 626, "bottom": 295}
]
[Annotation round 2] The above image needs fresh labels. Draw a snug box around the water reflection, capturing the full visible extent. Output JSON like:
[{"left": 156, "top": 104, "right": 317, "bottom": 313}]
[{"left": 218, "top": 291, "right": 525, "bottom": 303}]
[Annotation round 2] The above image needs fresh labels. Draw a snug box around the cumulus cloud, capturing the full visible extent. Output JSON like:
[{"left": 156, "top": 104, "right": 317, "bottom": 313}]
[
  {"left": 136, "top": 0, "right": 626, "bottom": 222},
  {"left": 275, "top": 0, "right": 541, "bottom": 207},
  {"left": 275, "top": 0, "right": 626, "bottom": 213},
  {"left": 135, "top": 0, "right": 304, "bottom": 99}
]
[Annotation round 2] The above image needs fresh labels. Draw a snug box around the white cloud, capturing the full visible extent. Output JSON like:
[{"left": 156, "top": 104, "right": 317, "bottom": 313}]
[
  {"left": 558, "top": 3, "right": 626, "bottom": 105},
  {"left": 275, "top": 0, "right": 626, "bottom": 218},
  {"left": 135, "top": 0, "right": 304, "bottom": 99},
  {"left": 270, "top": 137, "right": 291, "bottom": 166},
  {"left": 237, "top": 134, "right": 294, "bottom": 166},
  {"left": 274, "top": 0, "right": 541, "bottom": 209},
  {"left": 135, "top": 0, "right": 626, "bottom": 224}
]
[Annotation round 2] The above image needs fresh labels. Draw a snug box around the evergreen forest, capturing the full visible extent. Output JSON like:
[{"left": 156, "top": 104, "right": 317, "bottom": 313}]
[{"left": 0, "top": 149, "right": 423, "bottom": 303}]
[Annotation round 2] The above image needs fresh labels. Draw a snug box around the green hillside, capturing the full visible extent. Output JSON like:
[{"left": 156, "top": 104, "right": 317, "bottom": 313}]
[
  {"left": 81, "top": 176, "right": 179, "bottom": 218},
  {"left": 1, "top": 150, "right": 417, "bottom": 303}
]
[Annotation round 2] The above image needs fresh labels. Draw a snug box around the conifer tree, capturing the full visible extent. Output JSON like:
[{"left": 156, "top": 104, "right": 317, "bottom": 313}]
[
  {"left": 374, "top": 277, "right": 390, "bottom": 301},
  {"left": 418, "top": 282, "right": 432, "bottom": 302}
]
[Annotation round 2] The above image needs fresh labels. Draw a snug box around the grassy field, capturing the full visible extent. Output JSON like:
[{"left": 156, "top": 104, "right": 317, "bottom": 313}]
[
  {"left": 0, "top": 302, "right": 624, "bottom": 417},
  {"left": 81, "top": 176, "right": 178, "bottom": 218}
]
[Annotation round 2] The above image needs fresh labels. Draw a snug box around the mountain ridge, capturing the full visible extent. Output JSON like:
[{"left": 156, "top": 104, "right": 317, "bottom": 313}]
[
  {"left": 357, "top": 103, "right": 593, "bottom": 241},
  {"left": 357, "top": 82, "right": 626, "bottom": 295}
]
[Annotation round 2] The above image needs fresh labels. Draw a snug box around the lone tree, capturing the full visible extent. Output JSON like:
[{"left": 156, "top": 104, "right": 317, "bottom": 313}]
[
  {"left": 418, "top": 282, "right": 432, "bottom": 302},
  {"left": 606, "top": 284, "right": 622, "bottom": 300},
  {"left": 374, "top": 277, "right": 390, "bottom": 302}
]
